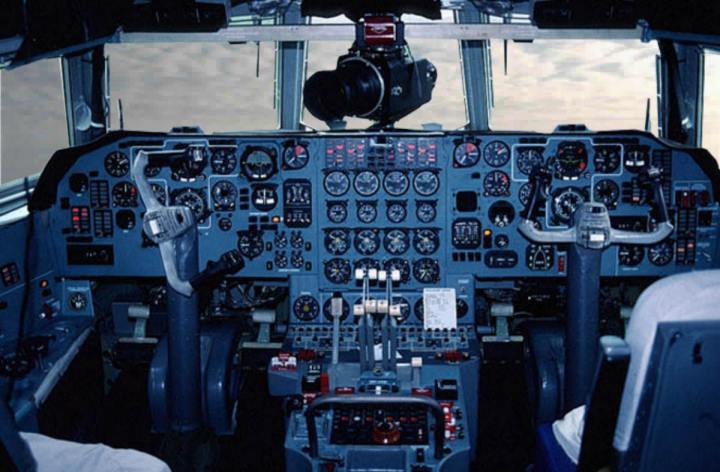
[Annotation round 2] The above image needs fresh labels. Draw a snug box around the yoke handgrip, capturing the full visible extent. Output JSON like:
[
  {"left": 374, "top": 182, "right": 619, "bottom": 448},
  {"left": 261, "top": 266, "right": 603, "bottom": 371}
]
[{"left": 304, "top": 395, "right": 446, "bottom": 460}]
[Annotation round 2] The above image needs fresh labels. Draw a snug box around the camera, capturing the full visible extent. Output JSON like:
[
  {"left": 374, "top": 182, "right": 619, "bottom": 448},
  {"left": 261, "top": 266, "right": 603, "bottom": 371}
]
[{"left": 303, "top": 16, "right": 437, "bottom": 126}]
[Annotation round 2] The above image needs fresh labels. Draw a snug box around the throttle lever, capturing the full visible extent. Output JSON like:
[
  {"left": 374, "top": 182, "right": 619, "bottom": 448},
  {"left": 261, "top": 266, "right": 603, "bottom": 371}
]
[
  {"left": 521, "top": 164, "right": 553, "bottom": 220},
  {"left": 190, "top": 249, "right": 245, "bottom": 291}
]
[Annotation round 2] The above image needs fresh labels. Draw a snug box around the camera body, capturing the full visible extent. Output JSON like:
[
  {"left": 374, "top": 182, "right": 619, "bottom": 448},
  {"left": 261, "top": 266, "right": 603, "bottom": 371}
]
[{"left": 303, "top": 17, "right": 437, "bottom": 126}]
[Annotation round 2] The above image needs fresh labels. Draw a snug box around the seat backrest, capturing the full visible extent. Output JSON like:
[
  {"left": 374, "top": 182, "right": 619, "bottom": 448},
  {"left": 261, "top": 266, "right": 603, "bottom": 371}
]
[{"left": 616, "top": 320, "right": 720, "bottom": 472}]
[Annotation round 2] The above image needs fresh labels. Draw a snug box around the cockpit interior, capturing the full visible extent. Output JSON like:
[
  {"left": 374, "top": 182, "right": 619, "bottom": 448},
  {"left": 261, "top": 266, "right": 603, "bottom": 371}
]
[{"left": 1, "top": 1, "right": 719, "bottom": 471}]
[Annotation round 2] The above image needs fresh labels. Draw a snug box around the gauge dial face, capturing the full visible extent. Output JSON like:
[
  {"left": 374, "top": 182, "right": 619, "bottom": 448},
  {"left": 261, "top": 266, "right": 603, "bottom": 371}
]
[
  {"left": 112, "top": 181, "right": 138, "bottom": 207},
  {"left": 456, "top": 299, "right": 469, "bottom": 319},
  {"left": 172, "top": 188, "right": 207, "bottom": 222},
  {"left": 283, "top": 144, "right": 309, "bottom": 170},
  {"left": 593, "top": 146, "right": 621, "bottom": 173},
  {"left": 172, "top": 147, "right": 208, "bottom": 181},
  {"left": 324, "top": 229, "right": 350, "bottom": 255},
  {"left": 354, "top": 230, "right": 380, "bottom": 256},
  {"left": 386, "top": 202, "right": 407, "bottom": 223},
  {"left": 211, "top": 180, "right": 237, "bottom": 210},
  {"left": 383, "top": 229, "right": 410, "bottom": 255},
  {"left": 526, "top": 244, "right": 554, "bottom": 271},
  {"left": 354, "top": 171, "right": 380, "bottom": 196},
  {"left": 210, "top": 148, "right": 237, "bottom": 174},
  {"left": 251, "top": 185, "right": 278, "bottom": 211},
  {"left": 416, "top": 202, "right": 437, "bottom": 223},
  {"left": 274, "top": 251, "right": 288, "bottom": 268},
  {"left": 68, "top": 292, "right": 88, "bottom": 311},
  {"left": 150, "top": 183, "right": 167, "bottom": 205},
  {"left": 144, "top": 164, "right": 161, "bottom": 178},
  {"left": 383, "top": 258, "right": 411, "bottom": 283},
  {"left": 519, "top": 183, "right": 533, "bottom": 208},
  {"left": 555, "top": 141, "right": 588, "bottom": 179},
  {"left": 324, "top": 171, "right": 350, "bottom": 196},
  {"left": 484, "top": 141, "right": 511, "bottom": 167},
  {"left": 593, "top": 179, "right": 620, "bottom": 208},
  {"left": 414, "top": 299, "right": 425, "bottom": 320},
  {"left": 413, "top": 258, "right": 440, "bottom": 284},
  {"left": 293, "top": 295, "right": 320, "bottom": 321},
  {"left": 454, "top": 142, "right": 480, "bottom": 167},
  {"left": 413, "top": 229, "right": 440, "bottom": 255},
  {"left": 383, "top": 171, "right": 410, "bottom": 196},
  {"left": 327, "top": 202, "right": 348, "bottom": 223},
  {"left": 413, "top": 171, "right": 440, "bottom": 196},
  {"left": 552, "top": 187, "right": 586, "bottom": 223},
  {"left": 390, "top": 297, "right": 411, "bottom": 323},
  {"left": 218, "top": 218, "right": 233, "bottom": 232},
  {"left": 105, "top": 151, "right": 130, "bottom": 177},
  {"left": 324, "top": 258, "right": 352, "bottom": 284},
  {"left": 619, "top": 245, "right": 644, "bottom": 266},
  {"left": 354, "top": 258, "right": 381, "bottom": 273},
  {"left": 323, "top": 297, "right": 350, "bottom": 322},
  {"left": 488, "top": 201, "right": 516, "bottom": 228},
  {"left": 241, "top": 148, "right": 276, "bottom": 181},
  {"left": 237, "top": 230, "right": 264, "bottom": 259},
  {"left": 624, "top": 146, "right": 649, "bottom": 173},
  {"left": 648, "top": 240, "right": 674, "bottom": 266},
  {"left": 291, "top": 251, "right": 304, "bottom": 268},
  {"left": 357, "top": 202, "right": 377, "bottom": 223},
  {"left": 483, "top": 170, "right": 511, "bottom": 197},
  {"left": 517, "top": 147, "right": 544, "bottom": 175}
]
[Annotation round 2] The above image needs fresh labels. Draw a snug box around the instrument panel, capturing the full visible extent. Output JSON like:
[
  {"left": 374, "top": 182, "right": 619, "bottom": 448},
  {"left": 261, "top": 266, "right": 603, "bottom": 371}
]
[{"left": 37, "top": 130, "right": 720, "bottom": 325}]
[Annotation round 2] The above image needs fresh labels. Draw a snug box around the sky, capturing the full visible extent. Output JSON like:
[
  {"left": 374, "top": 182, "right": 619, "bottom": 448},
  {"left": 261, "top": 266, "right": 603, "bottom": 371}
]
[{"left": 1, "top": 35, "right": 719, "bottom": 183}]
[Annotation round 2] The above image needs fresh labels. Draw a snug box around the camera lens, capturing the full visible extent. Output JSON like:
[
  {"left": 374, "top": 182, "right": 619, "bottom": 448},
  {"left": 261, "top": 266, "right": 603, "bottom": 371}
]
[{"left": 304, "top": 58, "right": 384, "bottom": 122}]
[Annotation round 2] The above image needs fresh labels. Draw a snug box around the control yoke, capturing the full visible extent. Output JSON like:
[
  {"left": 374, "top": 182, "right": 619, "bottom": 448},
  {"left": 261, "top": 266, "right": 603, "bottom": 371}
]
[{"left": 518, "top": 166, "right": 673, "bottom": 248}]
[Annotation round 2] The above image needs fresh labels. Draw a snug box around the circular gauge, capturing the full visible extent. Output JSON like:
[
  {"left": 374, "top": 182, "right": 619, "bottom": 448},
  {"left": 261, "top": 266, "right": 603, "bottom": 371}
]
[
  {"left": 414, "top": 299, "right": 425, "bottom": 320},
  {"left": 357, "top": 202, "right": 377, "bottom": 224},
  {"left": 389, "top": 297, "right": 411, "bottom": 323},
  {"left": 324, "top": 258, "right": 352, "bottom": 284},
  {"left": 115, "top": 210, "right": 135, "bottom": 230},
  {"left": 488, "top": 201, "right": 516, "bottom": 228},
  {"left": 144, "top": 164, "right": 161, "bottom": 178},
  {"left": 456, "top": 299, "right": 469, "bottom": 319},
  {"left": 324, "top": 171, "right": 350, "bottom": 196},
  {"left": 484, "top": 141, "right": 511, "bottom": 167},
  {"left": 593, "top": 179, "right": 619, "bottom": 208},
  {"left": 383, "top": 258, "right": 411, "bottom": 283},
  {"left": 293, "top": 295, "right": 320, "bottom": 321},
  {"left": 624, "top": 146, "right": 649, "bottom": 173},
  {"left": 323, "top": 297, "right": 350, "bottom": 322},
  {"left": 172, "top": 188, "right": 207, "bottom": 222},
  {"left": 413, "top": 229, "right": 440, "bottom": 255},
  {"left": 354, "top": 258, "right": 381, "bottom": 273},
  {"left": 383, "top": 171, "right": 410, "bottom": 196},
  {"left": 354, "top": 230, "right": 380, "bottom": 256},
  {"left": 619, "top": 245, "right": 644, "bottom": 267},
  {"left": 593, "top": 146, "right": 621, "bottom": 173},
  {"left": 519, "top": 183, "right": 533, "bottom": 207},
  {"left": 68, "top": 292, "right": 88, "bottom": 311},
  {"left": 218, "top": 217, "right": 233, "bottom": 232},
  {"left": 291, "top": 252, "right": 304, "bottom": 268},
  {"left": 495, "top": 234, "right": 510, "bottom": 248},
  {"left": 150, "top": 183, "right": 167, "bottom": 205},
  {"left": 384, "top": 229, "right": 410, "bottom": 255},
  {"left": 237, "top": 230, "right": 264, "bottom": 259},
  {"left": 413, "top": 171, "right": 440, "bottom": 197},
  {"left": 241, "top": 147, "right": 276, "bottom": 181},
  {"left": 483, "top": 170, "right": 511, "bottom": 197},
  {"left": 649, "top": 240, "right": 674, "bottom": 266},
  {"left": 552, "top": 187, "right": 586, "bottom": 223},
  {"left": 172, "top": 147, "right": 208, "bottom": 181},
  {"left": 211, "top": 180, "right": 237, "bottom": 210},
  {"left": 251, "top": 185, "right": 278, "bottom": 211},
  {"left": 210, "top": 148, "right": 237, "bottom": 174},
  {"left": 413, "top": 258, "right": 440, "bottom": 284},
  {"left": 416, "top": 202, "right": 436, "bottom": 223},
  {"left": 104, "top": 151, "right": 130, "bottom": 177},
  {"left": 283, "top": 144, "right": 309, "bottom": 170},
  {"left": 386, "top": 202, "right": 407, "bottom": 223},
  {"left": 274, "top": 251, "right": 288, "bottom": 268},
  {"left": 112, "top": 181, "right": 138, "bottom": 207},
  {"left": 454, "top": 142, "right": 480, "bottom": 168},
  {"left": 324, "top": 229, "right": 350, "bottom": 256},
  {"left": 526, "top": 244, "right": 554, "bottom": 271},
  {"left": 327, "top": 202, "right": 348, "bottom": 223},
  {"left": 555, "top": 141, "right": 588, "bottom": 179},
  {"left": 517, "top": 148, "right": 544, "bottom": 175},
  {"left": 354, "top": 171, "right": 380, "bottom": 196}
]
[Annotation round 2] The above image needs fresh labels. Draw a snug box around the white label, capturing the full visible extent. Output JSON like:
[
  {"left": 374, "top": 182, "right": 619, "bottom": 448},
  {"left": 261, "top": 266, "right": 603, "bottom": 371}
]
[{"left": 423, "top": 288, "right": 457, "bottom": 330}]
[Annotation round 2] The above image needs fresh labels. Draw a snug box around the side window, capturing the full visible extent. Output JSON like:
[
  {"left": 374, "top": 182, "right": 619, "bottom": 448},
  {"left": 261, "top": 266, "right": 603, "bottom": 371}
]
[
  {"left": 1, "top": 59, "right": 67, "bottom": 184},
  {"left": 703, "top": 50, "right": 720, "bottom": 160}
]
